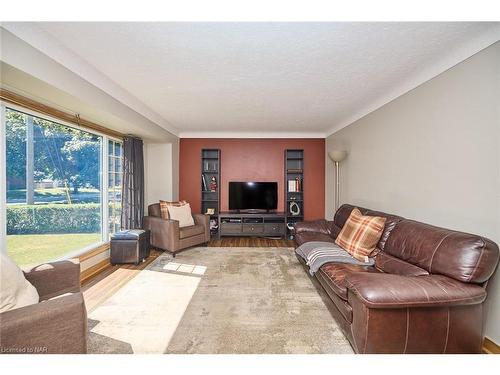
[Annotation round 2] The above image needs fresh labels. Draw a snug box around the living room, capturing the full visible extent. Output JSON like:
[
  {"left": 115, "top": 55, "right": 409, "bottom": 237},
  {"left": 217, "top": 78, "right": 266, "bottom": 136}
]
[{"left": 1, "top": 1, "right": 500, "bottom": 372}]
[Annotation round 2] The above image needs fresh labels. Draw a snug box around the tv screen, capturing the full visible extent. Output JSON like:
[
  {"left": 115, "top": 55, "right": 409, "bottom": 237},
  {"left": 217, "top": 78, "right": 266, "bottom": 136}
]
[{"left": 229, "top": 182, "right": 278, "bottom": 211}]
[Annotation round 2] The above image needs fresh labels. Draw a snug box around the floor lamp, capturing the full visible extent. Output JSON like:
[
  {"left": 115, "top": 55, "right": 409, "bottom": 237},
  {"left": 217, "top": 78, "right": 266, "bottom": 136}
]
[{"left": 328, "top": 150, "right": 347, "bottom": 212}]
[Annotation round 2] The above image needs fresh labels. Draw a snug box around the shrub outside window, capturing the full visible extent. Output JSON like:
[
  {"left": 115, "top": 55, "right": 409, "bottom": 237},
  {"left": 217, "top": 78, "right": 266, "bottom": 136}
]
[{"left": 4, "top": 107, "right": 122, "bottom": 266}]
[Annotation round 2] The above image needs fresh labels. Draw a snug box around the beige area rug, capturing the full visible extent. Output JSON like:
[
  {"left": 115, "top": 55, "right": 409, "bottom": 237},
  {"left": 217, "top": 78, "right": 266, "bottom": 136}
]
[{"left": 87, "top": 247, "right": 354, "bottom": 354}]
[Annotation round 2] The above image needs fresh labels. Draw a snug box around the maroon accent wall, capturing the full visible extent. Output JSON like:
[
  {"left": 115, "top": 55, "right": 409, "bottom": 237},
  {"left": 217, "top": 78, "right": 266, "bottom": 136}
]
[{"left": 179, "top": 138, "right": 325, "bottom": 220}]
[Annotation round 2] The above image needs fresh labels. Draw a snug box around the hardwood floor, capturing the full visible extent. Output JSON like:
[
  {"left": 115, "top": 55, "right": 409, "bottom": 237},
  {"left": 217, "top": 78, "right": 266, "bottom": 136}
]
[
  {"left": 82, "top": 236, "right": 295, "bottom": 312},
  {"left": 208, "top": 236, "right": 295, "bottom": 247}
]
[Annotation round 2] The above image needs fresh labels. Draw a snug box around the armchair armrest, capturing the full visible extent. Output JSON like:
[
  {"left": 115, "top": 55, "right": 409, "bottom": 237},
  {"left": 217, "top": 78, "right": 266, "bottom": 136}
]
[
  {"left": 193, "top": 214, "right": 210, "bottom": 242},
  {"left": 0, "top": 292, "right": 87, "bottom": 354},
  {"left": 23, "top": 259, "right": 80, "bottom": 301},
  {"left": 346, "top": 273, "right": 486, "bottom": 309},
  {"left": 143, "top": 215, "right": 180, "bottom": 251},
  {"left": 294, "top": 219, "right": 330, "bottom": 235}
]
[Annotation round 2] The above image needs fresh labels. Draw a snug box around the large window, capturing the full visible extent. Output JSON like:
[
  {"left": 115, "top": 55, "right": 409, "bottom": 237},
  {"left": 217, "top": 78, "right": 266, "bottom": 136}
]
[{"left": 3, "top": 107, "right": 122, "bottom": 266}]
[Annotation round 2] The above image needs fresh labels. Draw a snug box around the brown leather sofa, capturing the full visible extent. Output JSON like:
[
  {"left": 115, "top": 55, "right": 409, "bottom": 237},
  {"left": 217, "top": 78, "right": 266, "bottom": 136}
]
[
  {"left": 0, "top": 259, "right": 87, "bottom": 354},
  {"left": 143, "top": 203, "right": 210, "bottom": 256},
  {"left": 295, "top": 204, "right": 499, "bottom": 354}
]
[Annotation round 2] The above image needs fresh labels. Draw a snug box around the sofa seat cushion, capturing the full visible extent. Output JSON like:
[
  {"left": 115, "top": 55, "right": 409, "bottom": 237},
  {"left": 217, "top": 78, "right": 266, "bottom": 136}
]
[
  {"left": 345, "top": 273, "right": 487, "bottom": 308},
  {"left": 318, "top": 263, "right": 381, "bottom": 301},
  {"left": 316, "top": 270, "right": 354, "bottom": 322},
  {"left": 295, "top": 232, "right": 334, "bottom": 246},
  {"left": 179, "top": 224, "right": 205, "bottom": 239}
]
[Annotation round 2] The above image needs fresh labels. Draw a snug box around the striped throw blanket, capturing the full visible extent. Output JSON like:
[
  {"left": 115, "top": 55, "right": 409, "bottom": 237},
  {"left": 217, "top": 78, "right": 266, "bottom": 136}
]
[{"left": 295, "top": 241, "right": 374, "bottom": 275}]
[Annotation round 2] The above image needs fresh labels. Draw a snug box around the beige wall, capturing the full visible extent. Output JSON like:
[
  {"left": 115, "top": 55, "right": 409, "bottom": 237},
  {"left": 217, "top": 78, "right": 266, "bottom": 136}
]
[
  {"left": 144, "top": 140, "right": 180, "bottom": 212},
  {"left": 326, "top": 41, "right": 500, "bottom": 342}
]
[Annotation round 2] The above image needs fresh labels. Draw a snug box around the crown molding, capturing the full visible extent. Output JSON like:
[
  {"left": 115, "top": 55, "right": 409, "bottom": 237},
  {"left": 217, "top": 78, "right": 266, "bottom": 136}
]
[
  {"left": 325, "top": 26, "right": 500, "bottom": 137},
  {"left": 179, "top": 131, "right": 326, "bottom": 139}
]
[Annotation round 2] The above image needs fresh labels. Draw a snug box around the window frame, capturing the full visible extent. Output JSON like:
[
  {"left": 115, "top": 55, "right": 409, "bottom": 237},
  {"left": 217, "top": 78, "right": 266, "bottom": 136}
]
[
  {"left": 107, "top": 139, "right": 123, "bottom": 237},
  {"left": 0, "top": 101, "right": 123, "bottom": 261}
]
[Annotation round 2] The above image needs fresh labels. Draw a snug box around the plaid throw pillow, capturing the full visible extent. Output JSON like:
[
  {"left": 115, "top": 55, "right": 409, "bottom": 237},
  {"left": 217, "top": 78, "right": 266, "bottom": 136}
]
[
  {"left": 335, "top": 208, "right": 386, "bottom": 262},
  {"left": 159, "top": 200, "right": 187, "bottom": 220}
]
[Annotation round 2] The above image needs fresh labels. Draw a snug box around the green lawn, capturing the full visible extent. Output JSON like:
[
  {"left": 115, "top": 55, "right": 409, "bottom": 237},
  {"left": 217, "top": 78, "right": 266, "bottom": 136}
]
[{"left": 7, "top": 233, "right": 102, "bottom": 267}]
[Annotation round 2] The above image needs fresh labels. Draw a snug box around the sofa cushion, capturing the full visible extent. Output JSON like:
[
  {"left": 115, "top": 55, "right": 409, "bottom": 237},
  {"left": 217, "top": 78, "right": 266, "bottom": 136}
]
[
  {"left": 295, "top": 232, "right": 334, "bottom": 246},
  {"left": 179, "top": 224, "right": 205, "bottom": 239},
  {"left": 0, "top": 253, "right": 39, "bottom": 313},
  {"left": 167, "top": 203, "right": 195, "bottom": 228},
  {"left": 335, "top": 208, "right": 386, "bottom": 262},
  {"left": 375, "top": 251, "right": 429, "bottom": 277},
  {"left": 345, "top": 273, "right": 486, "bottom": 309},
  {"left": 384, "top": 220, "right": 500, "bottom": 284},
  {"left": 316, "top": 270, "right": 354, "bottom": 322},
  {"left": 334, "top": 204, "right": 404, "bottom": 251},
  {"left": 159, "top": 200, "right": 187, "bottom": 220},
  {"left": 317, "top": 263, "right": 381, "bottom": 300}
]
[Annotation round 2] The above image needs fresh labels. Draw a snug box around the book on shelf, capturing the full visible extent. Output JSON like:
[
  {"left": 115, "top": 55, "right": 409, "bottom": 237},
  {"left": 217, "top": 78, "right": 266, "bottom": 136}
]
[{"left": 288, "top": 178, "right": 302, "bottom": 192}]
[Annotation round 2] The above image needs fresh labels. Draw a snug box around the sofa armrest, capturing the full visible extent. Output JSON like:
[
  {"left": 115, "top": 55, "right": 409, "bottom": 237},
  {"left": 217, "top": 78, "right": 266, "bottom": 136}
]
[
  {"left": 0, "top": 292, "right": 87, "bottom": 354},
  {"left": 346, "top": 273, "right": 486, "bottom": 309},
  {"left": 294, "top": 219, "right": 331, "bottom": 235},
  {"left": 23, "top": 259, "right": 81, "bottom": 301},
  {"left": 143, "top": 215, "right": 180, "bottom": 251},
  {"left": 193, "top": 214, "right": 210, "bottom": 242}
]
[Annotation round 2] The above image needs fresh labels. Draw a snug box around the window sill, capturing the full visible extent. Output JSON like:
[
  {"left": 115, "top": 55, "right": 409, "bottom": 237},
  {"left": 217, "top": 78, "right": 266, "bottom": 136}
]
[{"left": 56, "top": 240, "right": 110, "bottom": 263}]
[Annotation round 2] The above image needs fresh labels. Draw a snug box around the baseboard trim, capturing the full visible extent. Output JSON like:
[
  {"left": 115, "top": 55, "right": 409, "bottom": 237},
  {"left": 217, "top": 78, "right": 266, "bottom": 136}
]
[
  {"left": 80, "top": 258, "right": 110, "bottom": 284},
  {"left": 482, "top": 337, "right": 500, "bottom": 354}
]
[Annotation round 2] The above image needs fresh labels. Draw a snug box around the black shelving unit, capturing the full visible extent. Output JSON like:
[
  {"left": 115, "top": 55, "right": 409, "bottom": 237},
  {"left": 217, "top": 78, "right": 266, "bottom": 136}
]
[
  {"left": 285, "top": 149, "right": 304, "bottom": 239},
  {"left": 201, "top": 149, "right": 221, "bottom": 238}
]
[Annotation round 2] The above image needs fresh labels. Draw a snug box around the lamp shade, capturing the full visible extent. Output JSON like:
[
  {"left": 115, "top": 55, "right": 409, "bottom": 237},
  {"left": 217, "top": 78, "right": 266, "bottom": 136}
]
[{"left": 328, "top": 150, "right": 347, "bottom": 162}]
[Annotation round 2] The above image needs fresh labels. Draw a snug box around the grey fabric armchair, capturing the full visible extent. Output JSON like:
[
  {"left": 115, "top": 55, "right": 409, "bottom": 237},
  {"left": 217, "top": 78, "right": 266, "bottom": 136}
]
[
  {"left": 143, "top": 203, "right": 210, "bottom": 256},
  {"left": 0, "top": 259, "right": 87, "bottom": 354}
]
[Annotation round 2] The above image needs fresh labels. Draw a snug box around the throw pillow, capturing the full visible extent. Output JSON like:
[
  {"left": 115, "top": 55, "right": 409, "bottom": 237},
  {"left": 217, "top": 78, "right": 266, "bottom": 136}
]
[
  {"left": 159, "top": 200, "right": 187, "bottom": 220},
  {"left": 0, "top": 252, "right": 39, "bottom": 313},
  {"left": 335, "top": 208, "right": 386, "bottom": 262},
  {"left": 167, "top": 203, "right": 195, "bottom": 228}
]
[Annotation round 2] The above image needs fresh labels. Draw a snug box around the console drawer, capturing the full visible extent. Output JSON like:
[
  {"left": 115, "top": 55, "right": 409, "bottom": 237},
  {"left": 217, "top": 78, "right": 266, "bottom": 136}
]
[
  {"left": 242, "top": 224, "right": 264, "bottom": 234},
  {"left": 264, "top": 223, "right": 285, "bottom": 235},
  {"left": 220, "top": 223, "right": 242, "bottom": 234}
]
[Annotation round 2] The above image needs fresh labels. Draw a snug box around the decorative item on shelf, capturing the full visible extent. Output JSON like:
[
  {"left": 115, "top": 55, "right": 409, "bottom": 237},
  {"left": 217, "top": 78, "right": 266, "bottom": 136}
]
[
  {"left": 202, "top": 174, "right": 208, "bottom": 191},
  {"left": 328, "top": 149, "right": 348, "bottom": 211},
  {"left": 206, "top": 208, "right": 215, "bottom": 215},
  {"left": 295, "top": 177, "right": 301, "bottom": 192},
  {"left": 209, "top": 176, "right": 217, "bottom": 192},
  {"left": 209, "top": 219, "right": 219, "bottom": 235},
  {"left": 286, "top": 222, "right": 296, "bottom": 240},
  {"left": 289, "top": 201, "right": 301, "bottom": 216}
]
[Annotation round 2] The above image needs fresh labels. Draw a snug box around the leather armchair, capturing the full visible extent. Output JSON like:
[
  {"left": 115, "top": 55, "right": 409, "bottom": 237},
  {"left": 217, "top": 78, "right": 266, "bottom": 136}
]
[
  {"left": 0, "top": 259, "right": 87, "bottom": 354},
  {"left": 143, "top": 203, "right": 210, "bottom": 256}
]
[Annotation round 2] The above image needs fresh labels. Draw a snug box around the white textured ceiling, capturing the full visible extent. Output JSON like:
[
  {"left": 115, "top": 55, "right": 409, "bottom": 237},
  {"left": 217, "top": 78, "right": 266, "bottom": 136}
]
[{"left": 9, "top": 22, "right": 500, "bottom": 137}]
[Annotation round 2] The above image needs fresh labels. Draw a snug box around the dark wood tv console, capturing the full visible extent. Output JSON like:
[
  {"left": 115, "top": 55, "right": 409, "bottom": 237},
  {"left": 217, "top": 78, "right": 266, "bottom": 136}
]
[{"left": 218, "top": 212, "right": 286, "bottom": 238}]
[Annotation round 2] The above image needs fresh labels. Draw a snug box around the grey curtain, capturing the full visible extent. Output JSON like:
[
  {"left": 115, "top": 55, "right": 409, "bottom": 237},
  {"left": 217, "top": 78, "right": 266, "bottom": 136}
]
[{"left": 121, "top": 136, "right": 144, "bottom": 229}]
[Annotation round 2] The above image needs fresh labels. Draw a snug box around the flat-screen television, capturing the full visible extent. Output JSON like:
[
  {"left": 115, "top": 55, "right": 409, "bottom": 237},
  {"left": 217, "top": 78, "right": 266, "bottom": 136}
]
[{"left": 229, "top": 182, "right": 278, "bottom": 211}]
